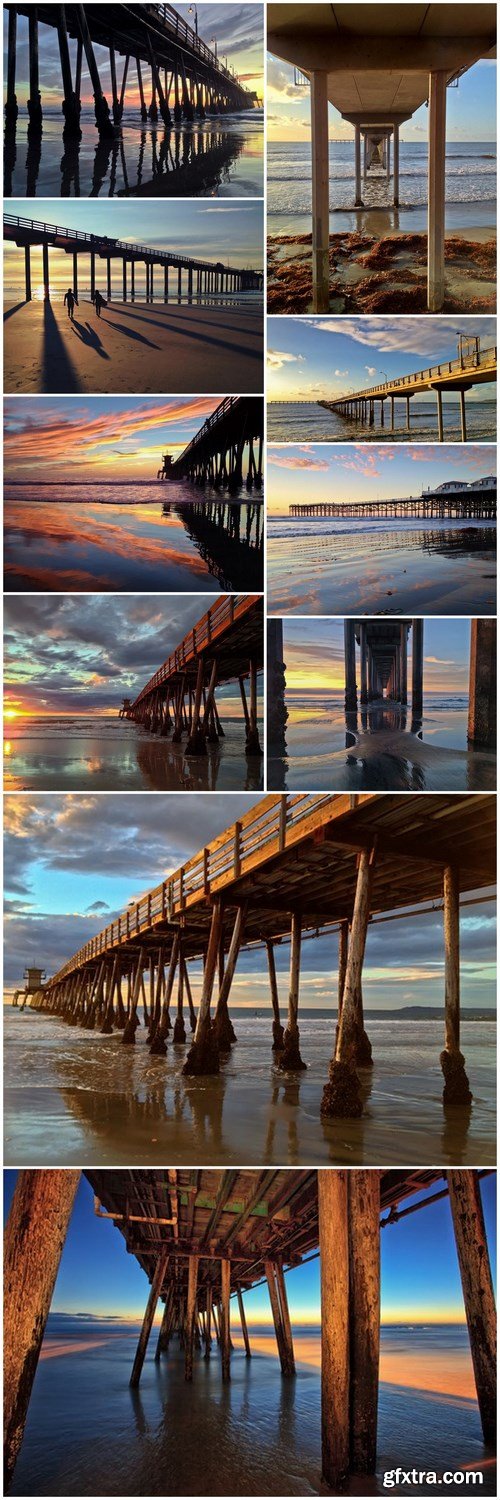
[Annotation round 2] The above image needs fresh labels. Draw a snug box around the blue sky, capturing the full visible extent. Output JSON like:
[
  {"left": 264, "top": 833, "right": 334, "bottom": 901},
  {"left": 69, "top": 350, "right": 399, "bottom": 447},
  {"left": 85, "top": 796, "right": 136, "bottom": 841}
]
[
  {"left": 267, "top": 57, "right": 496, "bottom": 143},
  {"left": 268, "top": 443, "right": 496, "bottom": 514},
  {"left": 267, "top": 316, "right": 497, "bottom": 404},
  {"left": 4, "top": 794, "right": 496, "bottom": 1013},
  {"left": 3, "top": 1172, "right": 496, "bottom": 1325}
]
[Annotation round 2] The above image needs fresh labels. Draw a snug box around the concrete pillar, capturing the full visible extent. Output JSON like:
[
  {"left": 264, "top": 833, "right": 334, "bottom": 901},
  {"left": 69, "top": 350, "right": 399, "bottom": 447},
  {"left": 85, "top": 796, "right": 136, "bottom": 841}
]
[
  {"left": 42, "top": 241, "right": 49, "bottom": 300},
  {"left": 393, "top": 124, "right": 399, "bottom": 207},
  {"left": 5, "top": 8, "right": 18, "bottom": 124},
  {"left": 400, "top": 624, "right": 408, "bottom": 705},
  {"left": 436, "top": 386, "right": 444, "bottom": 441},
  {"left": 459, "top": 388, "right": 467, "bottom": 441},
  {"left": 468, "top": 620, "right": 496, "bottom": 748},
  {"left": 28, "top": 9, "right": 43, "bottom": 130},
  {"left": 359, "top": 623, "right": 368, "bottom": 703},
  {"left": 122, "top": 259, "right": 127, "bottom": 301},
  {"left": 411, "top": 619, "right": 424, "bottom": 714},
  {"left": 4, "top": 1170, "right": 80, "bottom": 1487},
  {"left": 344, "top": 619, "right": 357, "bottom": 712},
  {"left": 90, "top": 249, "right": 95, "bottom": 301},
  {"left": 385, "top": 132, "right": 390, "bottom": 180},
  {"left": 24, "top": 245, "right": 32, "bottom": 302},
  {"left": 310, "top": 71, "right": 330, "bottom": 313},
  {"left": 447, "top": 1172, "right": 496, "bottom": 1445},
  {"left": 354, "top": 125, "right": 363, "bottom": 207},
  {"left": 106, "top": 257, "right": 112, "bottom": 300},
  {"left": 427, "top": 71, "right": 447, "bottom": 311}
]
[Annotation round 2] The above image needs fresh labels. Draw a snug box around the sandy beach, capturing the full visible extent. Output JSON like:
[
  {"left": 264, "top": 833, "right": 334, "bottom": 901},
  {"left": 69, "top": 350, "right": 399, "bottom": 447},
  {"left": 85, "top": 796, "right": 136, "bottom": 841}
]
[
  {"left": 269, "top": 707, "right": 496, "bottom": 793},
  {"left": 3, "top": 299, "right": 264, "bottom": 394},
  {"left": 267, "top": 230, "right": 496, "bottom": 313}
]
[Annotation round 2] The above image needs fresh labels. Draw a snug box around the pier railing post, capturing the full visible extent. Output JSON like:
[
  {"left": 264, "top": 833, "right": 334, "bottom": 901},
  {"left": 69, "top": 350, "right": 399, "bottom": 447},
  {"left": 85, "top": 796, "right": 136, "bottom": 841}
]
[
  {"left": 4, "top": 1170, "right": 80, "bottom": 1487},
  {"left": 447, "top": 1172, "right": 496, "bottom": 1443}
]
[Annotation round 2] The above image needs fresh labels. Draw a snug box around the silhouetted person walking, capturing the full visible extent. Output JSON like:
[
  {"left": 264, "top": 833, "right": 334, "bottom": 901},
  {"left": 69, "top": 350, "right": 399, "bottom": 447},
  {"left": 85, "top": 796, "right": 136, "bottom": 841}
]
[
  {"left": 64, "top": 287, "right": 76, "bottom": 320},
  {"left": 94, "top": 289, "right": 106, "bottom": 319}
]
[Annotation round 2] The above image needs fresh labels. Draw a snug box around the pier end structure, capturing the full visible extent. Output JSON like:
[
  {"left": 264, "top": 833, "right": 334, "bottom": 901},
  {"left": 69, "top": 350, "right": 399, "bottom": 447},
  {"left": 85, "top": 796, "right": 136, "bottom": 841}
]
[
  {"left": 4, "top": 3, "right": 255, "bottom": 141},
  {"left": 3, "top": 214, "right": 263, "bottom": 307},
  {"left": 25, "top": 794, "right": 495, "bottom": 1108},
  {"left": 267, "top": 4, "right": 497, "bottom": 313},
  {"left": 4, "top": 1169, "right": 496, "bottom": 1491}
]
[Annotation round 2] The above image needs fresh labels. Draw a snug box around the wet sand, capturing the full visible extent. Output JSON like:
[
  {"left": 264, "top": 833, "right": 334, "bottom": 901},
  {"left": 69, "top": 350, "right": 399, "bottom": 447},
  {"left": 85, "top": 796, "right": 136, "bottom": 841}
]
[
  {"left": 10, "top": 1326, "right": 495, "bottom": 1497},
  {"left": 4, "top": 716, "right": 264, "bottom": 793},
  {"left": 3, "top": 299, "right": 264, "bottom": 394},
  {"left": 4, "top": 1009, "right": 495, "bottom": 1168},
  {"left": 269, "top": 704, "right": 496, "bottom": 793},
  {"left": 267, "top": 230, "right": 496, "bottom": 313},
  {"left": 267, "top": 521, "right": 497, "bottom": 617}
]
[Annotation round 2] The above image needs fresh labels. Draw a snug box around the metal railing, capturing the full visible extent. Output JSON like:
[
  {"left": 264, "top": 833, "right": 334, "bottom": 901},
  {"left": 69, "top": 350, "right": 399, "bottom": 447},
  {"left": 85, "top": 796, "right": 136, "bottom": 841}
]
[
  {"left": 3, "top": 215, "right": 241, "bottom": 274},
  {"left": 130, "top": 593, "right": 258, "bottom": 705},
  {"left": 148, "top": 4, "right": 245, "bottom": 89},
  {"left": 47, "top": 795, "right": 336, "bottom": 985},
  {"left": 176, "top": 396, "right": 239, "bottom": 466},
  {"left": 332, "top": 345, "right": 497, "bottom": 402}
]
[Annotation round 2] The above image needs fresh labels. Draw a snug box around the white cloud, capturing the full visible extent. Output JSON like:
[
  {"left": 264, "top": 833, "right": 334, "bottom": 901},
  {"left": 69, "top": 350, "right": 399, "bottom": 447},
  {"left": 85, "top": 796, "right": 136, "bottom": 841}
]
[
  {"left": 298, "top": 316, "right": 497, "bottom": 357},
  {"left": 268, "top": 348, "right": 306, "bottom": 369}
]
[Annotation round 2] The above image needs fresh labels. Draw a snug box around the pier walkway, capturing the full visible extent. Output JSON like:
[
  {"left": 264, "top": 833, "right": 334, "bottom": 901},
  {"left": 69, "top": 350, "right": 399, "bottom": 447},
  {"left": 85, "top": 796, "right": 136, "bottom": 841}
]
[
  {"left": 4, "top": 213, "right": 262, "bottom": 302},
  {"left": 5, "top": 1167, "right": 496, "bottom": 1493},
  {"left": 319, "top": 341, "right": 497, "bottom": 441},
  {"left": 119, "top": 594, "right": 263, "bottom": 757},
  {"left": 28, "top": 792, "right": 495, "bottom": 1115},
  {"left": 5, "top": 3, "right": 254, "bottom": 139}
]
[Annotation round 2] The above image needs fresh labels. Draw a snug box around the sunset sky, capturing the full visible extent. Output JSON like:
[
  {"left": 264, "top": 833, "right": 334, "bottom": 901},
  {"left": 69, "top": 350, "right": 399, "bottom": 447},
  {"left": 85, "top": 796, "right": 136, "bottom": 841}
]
[
  {"left": 267, "top": 316, "right": 498, "bottom": 404},
  {"left": 4, "top": 794, "right": 495, "bottom": 1013},
  {"left": 5, "top": 199, "right": 264, "bottom": 297},
  {"left": 267, "top": 444, "right": 496, "bottom": 516},
  {"left": 3, "top": 4, "right": 264, "bottom": 107},
  {"left": 3, "top": 1171, "right": 496, "bottom": 1326},
  {"left": 4, "top": 595, "right": 261, "bottom": 720},
  {"left": 4, "top": 396, "right": 221, "bottom": 484},
  {"left": 281, "top": 618, "right": 472, "bottom": 699},
  {"left": 267, "top": 56, "right": 495, "bottom": 143}
]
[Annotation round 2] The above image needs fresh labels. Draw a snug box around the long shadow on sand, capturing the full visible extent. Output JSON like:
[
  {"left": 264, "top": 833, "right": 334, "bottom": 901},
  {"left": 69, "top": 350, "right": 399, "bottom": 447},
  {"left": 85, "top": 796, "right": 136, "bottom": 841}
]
[
  {"left": 108, "top": 307, "right": 263, "bottom": 360},
  {"left": 3, "top": 301, "right": 26, "bottom": 322},
  {"left": 100, "top": 313, "right": 161, "bottom": 350},
  {"left": 43, "top": 302, "right": 81, "bottom": 391},
  {"left": 71, "top": 317, "right": 110, "bottom": 360},
  {"left": 115, "top": 304, "right": 262, "bottom": 340}
]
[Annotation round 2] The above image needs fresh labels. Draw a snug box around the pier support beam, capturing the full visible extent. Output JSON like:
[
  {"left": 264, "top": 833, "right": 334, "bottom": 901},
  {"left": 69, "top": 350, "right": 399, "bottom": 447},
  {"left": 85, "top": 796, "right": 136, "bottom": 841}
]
[
  {"left": 359, "top": 623, "right": 368, "bottom": 704},
  {"left": 5, "top": 9, "right": 18, "bottom": 125},
  {"left": 57, "top": 5, "right": 81, "bottom": 138},
  {"left": 321, "top": 847, "right": 375, "bottom": 1117},
  {"left": 267, "top": 619, "right": 288, "bottom": 767},
  {"left": 42, "top": 241, "right": 50, "bottom": 300},
  {"left": 237, "top": 1286, "right": 251, "bottom": 1358},
  {"left": 447, "top": 1171, "right": 496, "bottom": 1444},
  {"left": 76, "top": 3, "right": 114, "bottom": 138},
  {"left": 28, "top": 10, "right": 43, "bottom": 132},
  {"left": 267, "top": 939, "right": 284, "bottom": 1050},
  {"left": 220, "top": 1259, "right": 231, "bottom": 1381},
  {"left": 440, "top": 866, "right": 472, "bottom": 1108},
  {"left": 310, "top": 71, "right": 330, "bottom": 313},
  {"left": 278, "top": 911, "right": 306, "bottom": 1071},
  {"left": 459, "top": 388, "right": 467, "bottom": 441},
  {"left": 411, "top": 618, "right": 424, "bottom": 716},
  {"left": 24, "top": 246, "right": 32, "bottom": 302},
  {"left": 393, "top": 125, "right": 399, "bottom": 207},
  {"left": 348, "top": 1172, "right": 380, "bottom": 1472},
  {"left": 468, "top": 619, "right": 496, "bottom": 749},
  {"left": 184, "top": 1254, "right": 199, "bottom": 1381},
  {"left": 318, "top": 1171, "right": 350, "bottom": 1489},
  {"left": 427, "top": 71, "right": 447, "bottom": 312},
  {"left": 130, "top": 1251, "right": 169, "bottom": 1387},
  {"left": 265, "top": 1261, "right": 294, "bottom": 1375},
  {"left": 354, "top": 125, "right": 363, "bottom": 207},
  {"left": 4, "top": 1169, "right": 80, "bottom": 1488},
  {"left": 183, "top": 900, "right": 222, "bottom": 1074},
  {"left": 344, "top": 620, "right": 357, "bottom": 712},
  {"left": 213, "top": 904, "right": 246, "bottom": 1049}
]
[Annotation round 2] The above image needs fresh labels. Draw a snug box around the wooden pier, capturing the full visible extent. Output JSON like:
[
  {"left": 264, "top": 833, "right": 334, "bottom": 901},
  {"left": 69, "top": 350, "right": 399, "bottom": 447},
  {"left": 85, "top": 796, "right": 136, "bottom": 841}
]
[
  {"left": 119, "top": 594, "right": 263, "bottom": 758},
  {"left": 319, "top": 339, "right": 497, "bottom": 441},
  {"left": 4, "top": 3, "right": 255, "bottom": 139},
  {"left": 160, "top": 397, "right": 264, "bottom": 491},
  {"left": 27, "top": 793, "right": 495, "bottom": 1108},
  {"left": 3, "top": 214, "right": 263, "bottom": 304},
  {"left": 5, "top": 1167, "right": 496, "bottom": 1492},
  {"left": 289, "top": 478, "right": 497, "bottom": 520}
]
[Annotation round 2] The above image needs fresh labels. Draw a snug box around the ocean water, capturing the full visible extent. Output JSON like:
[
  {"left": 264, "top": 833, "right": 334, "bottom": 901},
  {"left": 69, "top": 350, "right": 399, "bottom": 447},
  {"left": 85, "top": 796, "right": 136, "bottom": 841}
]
[
  {"left": 4, "top": 1009, "right": 495, "bottom": 1168},
  {"left": 5, "top": 106, "right": 264, "bottom": 199},
  {"left": 10, "top": 1318, "right": 495, "bottom": 1496},
  {"left": 268, "top": 140, "right": 496, "bottom": 236},
  {"left": 4, "top": 484, "right": 264, "bottom": 593},
  {"left": 4, "top": 714, "right": 264, "bottom": 793},
  {"left": 267, "top": 516, "right": 497, "bottom": 616},
  {"left": 268, "top": 694, "right": 496, "bottom": 793},
  {"left": 267, "top": 400, "right": 496, "bottom": 444}
]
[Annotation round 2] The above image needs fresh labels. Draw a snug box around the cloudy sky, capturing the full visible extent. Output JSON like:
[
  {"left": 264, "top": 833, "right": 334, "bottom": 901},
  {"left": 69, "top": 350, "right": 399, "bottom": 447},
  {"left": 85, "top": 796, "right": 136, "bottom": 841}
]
[
  {"left": 5, "top": 199, "right": 264, "bottom": 296},
  {"left": 267, "top": 316, "right": 498, "bottom": 403},
  {"left": 281, "top": 618, "right": 471, "bottom": 698},
  {"left": 4, "top": 594, "right": 261, "bottom": 719},
  {"left": 267, "top": 443, "right": 496, "bottom": 516},
  {"left": 4, "top": 396, "right": 221, "bottom": 484},
  {"left": 4, "top": 793, "right": 495, "bottom": 1014},
  {"left": 3, "top": 4, "right": 263, "bottom": 107},
  {"left": 267, "top": 56, "right": 496, "bottom": 143},
  {"left": 5, "top": 1171, "right": 495, "bottom": 1326}
]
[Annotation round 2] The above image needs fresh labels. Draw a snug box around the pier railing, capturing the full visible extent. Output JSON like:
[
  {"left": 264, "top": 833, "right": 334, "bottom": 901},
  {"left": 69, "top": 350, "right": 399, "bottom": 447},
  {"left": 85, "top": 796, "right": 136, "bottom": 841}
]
[
  {"left": 48, "top": 795, "right": 338, "bottom": 983},
  {"left": 152, "top": 4, "right": 244, "bottom": 88},
  {"left": 131, "top": 593, "right": 259, "bottom": 705},
  {"left": 176, "top": 397, "right": 238, "bottom": 464},
  {"left": 332, "top": 345, "right": 497, "bottom": 402},
  {"left": 3, "top": 215, "right": 240, "bottom": 274}
]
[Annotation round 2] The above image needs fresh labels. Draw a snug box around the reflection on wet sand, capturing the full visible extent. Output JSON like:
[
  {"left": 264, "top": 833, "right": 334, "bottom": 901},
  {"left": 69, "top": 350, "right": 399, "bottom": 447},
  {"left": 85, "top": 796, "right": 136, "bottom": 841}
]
[
  {"left": 3, "top": 717, "right": 264, "bottom": 793},
  {"left": 269, "top": 702, "right": 496, "bottom": 793},
  {"left": 4, "top": 115, "right": 263, "bottom": 199},
  {"left": 164, "top": 498, "right": 264, "bottom": 591},
  {"left": 4, "top": 1011, "right": 495, "bottom": 1168}
]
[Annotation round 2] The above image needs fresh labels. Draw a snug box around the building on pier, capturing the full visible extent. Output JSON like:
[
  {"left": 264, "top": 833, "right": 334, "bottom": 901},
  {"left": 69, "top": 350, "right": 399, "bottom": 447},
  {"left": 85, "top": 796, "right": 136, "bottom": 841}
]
[
  {"left": 289, "top": 475, "right": 497, "bottom": 520},
  {"left": 4, "top": 1168, "right": 496, "bottom": 1493}
]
